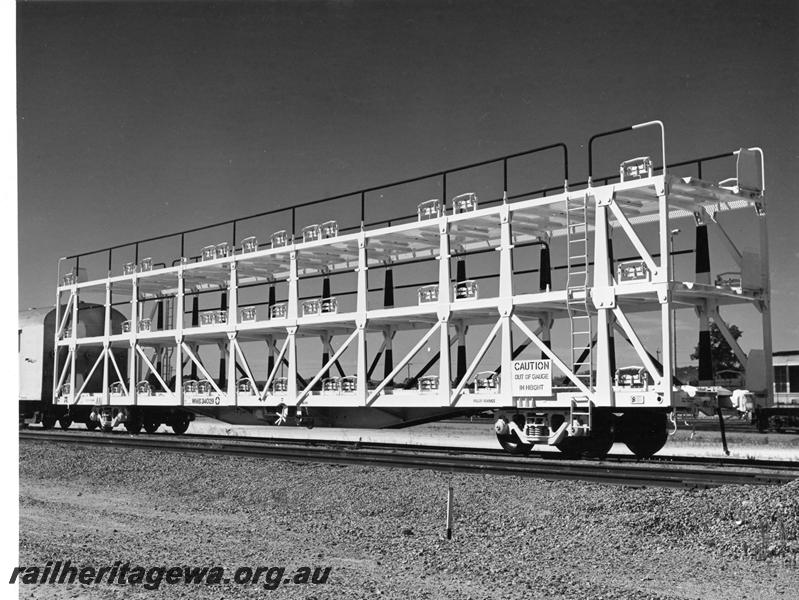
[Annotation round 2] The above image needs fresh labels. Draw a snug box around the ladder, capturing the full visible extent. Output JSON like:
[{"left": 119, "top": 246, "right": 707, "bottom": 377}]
[{"left": 565, "top": 193, "right": 593, "bottom": 388}]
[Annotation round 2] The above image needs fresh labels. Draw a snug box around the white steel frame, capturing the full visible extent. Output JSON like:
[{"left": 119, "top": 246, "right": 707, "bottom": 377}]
[{"left": 52, "top": 147, "right": 773, "bottom": 416}]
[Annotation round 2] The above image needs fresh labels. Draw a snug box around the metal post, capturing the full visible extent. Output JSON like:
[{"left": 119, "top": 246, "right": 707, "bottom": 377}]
[
  {"left": 438, "top": 220, "right": 451, "bottom": 404},
  {"left": 445, "top": 485, "right": 454, "bottom": 540},
  {"left": 176, "top": 269, "right": 184, "bottom": 403},
  {"left": 267, "top": 286, "right": 276, "bottom": 373},
  {"left": 538, "top": 244, "right": 551, "bottom": 292},
  {"left": 455, "top": 259, "right": 467, "bottom": 382},
  {"left": 607, "top": 237, "right": 616, "bottom": 375},
  {"left": 670, "top": 228, "right": 681, "bottom": 371},
  {"left": 695, "top": 223, "right": 713, "bottom": 385},
  {"left": 190, "top": 296, "right": 199, "bottom": 379},
  {"left": 356, "top": 234, "right": 368, "bottom": 404},
  {"left": 360, "top": 191, "right": 366, "bottom": 225},
  {"left": 219, "top": 292, "right": 227, "bottom": 388},
  {"left": 383, "top": 269, "right": 394, "bottom": 382},
  {"left": 717, "top": 396, "right": 730, "bottom": 456}
]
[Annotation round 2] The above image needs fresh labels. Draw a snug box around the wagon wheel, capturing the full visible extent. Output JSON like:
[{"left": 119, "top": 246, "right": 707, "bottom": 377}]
[
  {"left": 124, "top": 411, "right": 143, "bottom": 434},
  {"left": 582, "top": 411, "right": 616, "bottom": 459},
  {"left": 495, "top": 414, "right": 533, "bottom": 456},
  {"left": 170, "top": 413, "right": 191, "bottom": 435},
  {"left": 496, "top": 432, "right": 533, "bottom": 456},
  {"left": 620, "top": 410, "right": 668, "bottom": 459}
]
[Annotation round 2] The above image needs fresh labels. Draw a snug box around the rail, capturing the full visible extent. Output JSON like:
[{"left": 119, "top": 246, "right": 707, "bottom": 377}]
[{"left": 20, "top": 430, "right": 799, "bottom": 488}]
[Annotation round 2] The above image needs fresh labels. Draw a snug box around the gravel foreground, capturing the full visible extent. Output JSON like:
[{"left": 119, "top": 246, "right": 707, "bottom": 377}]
[{"left": 18, "top": 440, "right": 799, "bottom": 600}]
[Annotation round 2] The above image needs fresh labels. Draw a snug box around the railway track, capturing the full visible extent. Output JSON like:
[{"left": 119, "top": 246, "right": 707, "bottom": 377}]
[{"left": 20, "top": 429, "right": 799, "bottom": 489}]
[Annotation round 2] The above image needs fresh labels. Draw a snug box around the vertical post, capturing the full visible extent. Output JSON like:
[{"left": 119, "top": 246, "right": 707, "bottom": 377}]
[
  {"left": 321, "top": 276, "right": 331, "bottom": 379},
  {"left": 607, "top": 237, "right": 616, "bottom": 375},
  {"left": 129, "top": 277, "right": 138, "bottom": 406},
  {"left": 592, "top": 194, "right": 614, "bottom": 406},
  {"left": 456, "top": 322, "right": 467, "bottom": 383},
  {"left": 287, "top": 250, "right": 299, "bottom": 402},
  {"left": 383, "top": 268, "right": 394, "bottom": 383},
  {"left": 695, "top": 223, "right": 713, "bottom": 385},
  {"left": 219, "top": 291, "right": 227, "bottom": 389},
  {"left": 52, "top": 262, "right": 63, "bottom": 404},
  {"left": 445, "top": 485, "right": 454, "bottom": 540},
  {"left": 360, "top": 191, "right": 366, "bottom": 225},
  {"left": 538, "top": 244, "right": 551, "bottom": 292},
  {"left": 102, "top": 282, "right": 110, "bottom": 405},
  {"left": 758, "top": 200, "right": 774, "bottom": 407},
  {"left": 717, "top": 396, "right": 730, "bottom": 456},
  {"left": 455, "top": 259, "right": 467, "bottom": 382},
  {"left": 286, "top": 327, "right": 298, "bottom": 403},
  {"left": 267, "top": 285, "right": 276, "bottom": 373},
  {"left": 190, "top": 295, "right": 199, "bottom": 379},
  {"left": 227, "top": 263, "right": 238, "bottom": 402},
  {"left": 356, "top": 234, "right": 368, "bottom": 403},
  {"left": 657, "top": 180, "right": 674, "bottom": 403},
  {"left": 155, "top": 300, "right": 164, "bottom": 374},
  {"left": 321, "top": 333, "right": 331, "bottom": 381},
  {"left": 180, "top": 233, "right": 185, "bottom": 259},
  {"left": 176, "top": 269, "right": 184, "bottom": 404},
  {"left": 438, "top": 219, "right": 451, "bottom": 404},
  {"left": 498, "top": 205, "right": 513, "bottom": 398},
  {"left": 69, "top": 286, "right": 79, "bottom": 404}
]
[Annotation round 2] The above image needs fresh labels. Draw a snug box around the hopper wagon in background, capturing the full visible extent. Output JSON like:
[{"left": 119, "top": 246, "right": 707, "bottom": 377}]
[{"left": 23, "top": 120, "right": 780, "bottom": 459}]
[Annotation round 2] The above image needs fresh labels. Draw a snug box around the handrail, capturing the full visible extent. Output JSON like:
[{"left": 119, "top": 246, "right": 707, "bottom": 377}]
[
  {"left": 58, "top": 135, "right": 745, "bottom": 283},
  {"left": 588, "top": 120, "right": 665, "bottom": 185},
  {"left": 62, "top": 141, "right": 568, "bottom": 265}
]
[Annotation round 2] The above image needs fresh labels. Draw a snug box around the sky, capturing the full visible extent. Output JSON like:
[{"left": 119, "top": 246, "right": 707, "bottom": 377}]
[{"left": 16, "top": 0, "right": 799, "bottom": 364}]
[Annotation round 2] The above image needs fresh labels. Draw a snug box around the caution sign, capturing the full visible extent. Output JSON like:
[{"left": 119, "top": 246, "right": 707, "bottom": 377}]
[{"left": 511, "top": 359, "right": 552, "bottom": 396}]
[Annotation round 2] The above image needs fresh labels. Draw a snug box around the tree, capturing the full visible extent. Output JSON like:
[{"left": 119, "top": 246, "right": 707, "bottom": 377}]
[{"left": 690, "top": 322, "right": 743, "bottom": 374}]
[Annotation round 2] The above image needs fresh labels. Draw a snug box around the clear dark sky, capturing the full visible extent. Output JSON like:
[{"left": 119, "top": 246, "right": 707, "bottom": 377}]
[{"left": 17, "top": 0, "right": 799, "bottom": 355}]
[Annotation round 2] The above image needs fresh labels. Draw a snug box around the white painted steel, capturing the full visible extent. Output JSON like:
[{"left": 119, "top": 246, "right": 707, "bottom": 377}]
[{"left": 51, "top": 164, "right": 772, "bottom": 416}]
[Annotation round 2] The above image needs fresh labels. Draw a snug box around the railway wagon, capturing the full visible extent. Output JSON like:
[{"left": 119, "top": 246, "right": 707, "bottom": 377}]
[
  {"left": 755, "top": 350, "right": 799, "bottom": 431},
  {"left": 19, "top": 304, "right": 195, "bottom": 433},
  {"left": 42, "top": 121, "right": 773, "bottom": 458}
]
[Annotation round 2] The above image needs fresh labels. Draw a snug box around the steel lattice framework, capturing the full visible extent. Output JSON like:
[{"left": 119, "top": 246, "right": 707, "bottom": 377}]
[{"left": 51, "top": 121, "right": 772, "bottom": 434}]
